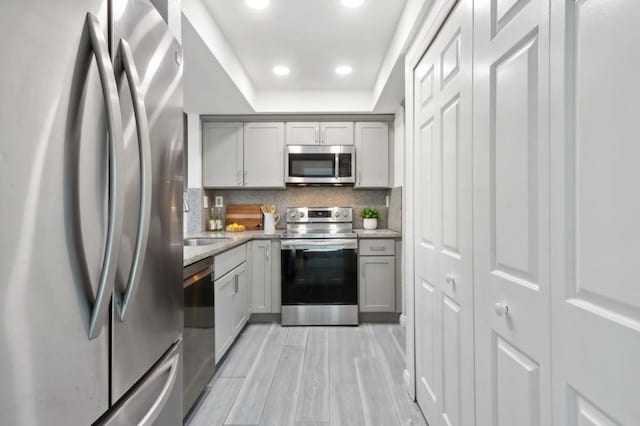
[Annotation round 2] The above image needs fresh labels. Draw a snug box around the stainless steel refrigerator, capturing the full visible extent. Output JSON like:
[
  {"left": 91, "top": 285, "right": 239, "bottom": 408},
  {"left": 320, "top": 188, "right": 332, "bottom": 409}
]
[{"left": 0, "top": 0, "right": 183, "bottom": 424}]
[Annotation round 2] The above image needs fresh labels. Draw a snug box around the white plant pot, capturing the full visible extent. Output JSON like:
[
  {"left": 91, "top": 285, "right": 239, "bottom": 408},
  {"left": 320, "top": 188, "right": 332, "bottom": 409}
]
[{"left": 363, "top": 218, "right": 378, "bottom": 230}]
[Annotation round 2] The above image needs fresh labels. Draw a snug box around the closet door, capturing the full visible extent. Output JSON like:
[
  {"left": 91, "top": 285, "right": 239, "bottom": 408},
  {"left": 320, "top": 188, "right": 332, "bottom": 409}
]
[
  {"left": 472, "top": 0, "right": 551, "bottom": 424},
  {"left": 550, "top": 1, "right": 640, "bottom": 424},
  {"left": 413, "top": 0, "right": 474, "bottom": 424}
]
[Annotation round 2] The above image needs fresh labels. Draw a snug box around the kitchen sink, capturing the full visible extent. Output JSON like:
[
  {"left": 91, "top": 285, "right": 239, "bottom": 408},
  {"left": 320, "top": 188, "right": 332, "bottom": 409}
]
[{"left": 183, "top": 237, "right": 230, "bottom": 247}]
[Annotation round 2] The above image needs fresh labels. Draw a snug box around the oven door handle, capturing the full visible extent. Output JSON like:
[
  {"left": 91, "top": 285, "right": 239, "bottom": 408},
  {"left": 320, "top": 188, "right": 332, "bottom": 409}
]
[
  {"left": 281, "top": 239, "right": 358, "bottom": 250},
  {"left": 303, "top": 248, "right": 342, "bottom": 253}
]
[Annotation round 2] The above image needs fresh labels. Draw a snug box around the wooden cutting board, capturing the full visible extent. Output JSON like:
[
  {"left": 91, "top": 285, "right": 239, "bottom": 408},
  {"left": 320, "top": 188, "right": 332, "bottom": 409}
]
[{"left": 225, "top": 204, "right": 264, "bottom": 230}]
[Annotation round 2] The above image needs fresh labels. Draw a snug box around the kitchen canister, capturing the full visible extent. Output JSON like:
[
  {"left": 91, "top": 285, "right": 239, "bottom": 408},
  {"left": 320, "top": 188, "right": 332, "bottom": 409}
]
[{"left": 263, "top": 212, "right": 281, "bottom": 234}]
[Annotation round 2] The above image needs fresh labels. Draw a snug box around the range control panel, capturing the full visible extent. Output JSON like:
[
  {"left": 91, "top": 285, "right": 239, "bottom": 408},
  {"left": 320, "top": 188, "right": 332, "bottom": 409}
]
[{"left": 286, "top": 207, "right": 353, "bottom": 223}]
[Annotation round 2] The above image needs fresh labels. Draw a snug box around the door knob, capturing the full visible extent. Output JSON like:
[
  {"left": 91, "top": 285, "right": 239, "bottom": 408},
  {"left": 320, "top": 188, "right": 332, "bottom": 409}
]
[{"left": 494, "top": 302, "right": 509, "bottom": 316}]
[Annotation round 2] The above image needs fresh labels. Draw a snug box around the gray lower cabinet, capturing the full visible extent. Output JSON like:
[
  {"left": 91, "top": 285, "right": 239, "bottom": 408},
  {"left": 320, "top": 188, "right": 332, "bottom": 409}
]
[
  {"left": 249, "top": 240, "right": 281, "bottom": 314},
  {"left": 214, "top": 246, "right": 249, "bottom": 363},
  {"left": 214, "top": 270, "right": 235, "bottom": 363},
  {"left": 232, "top": 262, "right": 248, "bottom": 336},
  {"left": 359, "top": 245, "right": 395, "bottom": 312}
]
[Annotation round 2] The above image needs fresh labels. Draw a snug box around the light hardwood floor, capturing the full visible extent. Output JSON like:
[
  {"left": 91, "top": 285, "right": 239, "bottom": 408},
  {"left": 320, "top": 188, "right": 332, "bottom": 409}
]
[{"left": 186, "top": 323, "right": 426, "bottom": 426}]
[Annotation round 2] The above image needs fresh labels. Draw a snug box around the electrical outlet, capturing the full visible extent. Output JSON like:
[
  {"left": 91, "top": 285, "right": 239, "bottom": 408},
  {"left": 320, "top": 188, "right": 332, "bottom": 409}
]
[
  {"left": 215, "top": 196, "right": 224, "bottom": 208},
  {"left": 203, "top": 195, "right": 209, "bottom": 209},
  {"left": 385, "top": 195, "right": 390, "bottom": 207}
]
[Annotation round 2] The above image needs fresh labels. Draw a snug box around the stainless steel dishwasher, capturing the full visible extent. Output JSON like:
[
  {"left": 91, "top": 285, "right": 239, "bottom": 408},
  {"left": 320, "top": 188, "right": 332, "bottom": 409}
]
[{"left": 183, "top": 257, "right": 215, "bottom": 417}]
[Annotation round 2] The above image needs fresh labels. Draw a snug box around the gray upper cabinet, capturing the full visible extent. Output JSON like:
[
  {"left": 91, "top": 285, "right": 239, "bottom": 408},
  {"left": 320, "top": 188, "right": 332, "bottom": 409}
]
[
  {"left": 355, "top": 122, "right": 390, "bottom": 188},
  {"left": 286, "top": 121, "right": 354, "bottom": 145},
  {"left": 243, "top": 122, "right": 285, "bottom": 188},
  {"left": 320, "top": 122, "right": 354, "bottom": 145},
  {"left": 286, "top": 122, "right": 319, "bottom": 145},
  {"left": 202, "top": 122, "right": 243, "bottom": 187},
  {"left": 202, "top": 121, "right": 284, "bottom": 188}
]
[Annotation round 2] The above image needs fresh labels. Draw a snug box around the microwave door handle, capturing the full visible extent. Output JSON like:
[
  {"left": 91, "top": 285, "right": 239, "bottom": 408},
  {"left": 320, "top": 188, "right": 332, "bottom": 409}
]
[
  {"left": 304, "top": 248, "right": 341, "bottom": 253},
  {"left": 335, "top": 154, "right": 339, "bottom": 178},
  {"left": 115, "top": 38, "right": 153, "bottom": 322},
  {"left": 86, "top": 12, "right": 125, "bottom": 340}
]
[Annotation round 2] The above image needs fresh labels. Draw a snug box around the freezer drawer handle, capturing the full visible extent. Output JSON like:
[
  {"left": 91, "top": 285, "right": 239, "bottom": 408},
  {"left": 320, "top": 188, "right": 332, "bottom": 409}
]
[
  {"left": 138, "top": 351, "right": 180, "bottom": 426},
  {"left": 114, "top": 38, "right": 153, "bottom": 322},
  {"left": 86, "top": 12, "right": 125, "bottom": 340}
]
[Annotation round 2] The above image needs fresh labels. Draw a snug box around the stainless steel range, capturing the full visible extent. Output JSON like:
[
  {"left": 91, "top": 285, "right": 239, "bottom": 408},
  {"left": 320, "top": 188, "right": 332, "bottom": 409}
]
[{"left": 281, "top": 207, "right": 358, "bottom": 325}]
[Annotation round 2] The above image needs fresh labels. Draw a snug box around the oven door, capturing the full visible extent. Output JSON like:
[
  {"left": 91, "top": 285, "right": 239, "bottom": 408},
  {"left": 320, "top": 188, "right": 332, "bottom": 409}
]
[
  {"left": 285, "top": 145, "right": 355, "bottom": 184},
  {"left": 281, "top": 239, "right": 358, "bottom": 305}
]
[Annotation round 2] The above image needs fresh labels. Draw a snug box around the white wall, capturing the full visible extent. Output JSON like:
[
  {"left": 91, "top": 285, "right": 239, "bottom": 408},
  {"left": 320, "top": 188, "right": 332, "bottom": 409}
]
[
  {"left": 393, "top": 103, "right": 405, "bottom": 187},
  {"left": 187, "top": 113, "right": 202, "bottom": 188},
  {"left": 150, "top": 0, "right": 182, "bottom": 42}
]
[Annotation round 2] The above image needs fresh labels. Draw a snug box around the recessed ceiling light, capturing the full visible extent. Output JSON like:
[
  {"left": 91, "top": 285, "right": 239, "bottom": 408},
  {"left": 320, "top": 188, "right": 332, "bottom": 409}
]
[
  {"left": 273, "top": 65, "right": 290, "bottom": 76},
  {"left": 246, "top": 0, "right": 269, "bottom": 10},
  {"left": 335, "top": 65, "right": 352, "bottom": 76},
  {"left": 342, "top": 0, "right": 365, "bottom": 8}
]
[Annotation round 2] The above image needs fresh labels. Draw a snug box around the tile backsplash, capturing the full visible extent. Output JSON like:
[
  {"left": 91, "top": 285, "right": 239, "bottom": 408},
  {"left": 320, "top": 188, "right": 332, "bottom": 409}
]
[{"left": 204, "top": 187, "right": 390, "bottom": 230}]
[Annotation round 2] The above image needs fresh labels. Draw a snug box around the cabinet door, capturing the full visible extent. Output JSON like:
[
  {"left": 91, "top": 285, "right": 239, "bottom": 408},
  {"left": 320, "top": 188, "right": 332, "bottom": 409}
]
[
  {"left": 550, "top": 1, "right": 640, "bottom": 424},
  {"left": 232, "top": 263, "right": 248, "bottom": 336},
  {"left": 320, "top": 122, "right": 354, "bottom": 145},
  {"left": 270, "top": 240, "right": 282, "bottom": 313},
  {"left": 355, "top": 122, "right": 389, "bottom": 188},
  {"left": 243, "top": 122, "right": 285, "bottom": 188},
  {"left": 250, "top": 241, "right": 272, "bottom": 313},
  {"left": 214, "top": 272, "right": 234, "bottom": 363},
  {"left": 286, "top": 122, "right": 319, "bottom": 145},
  {"left": 202, "top": 122, "right": 243, "bottom": 187},
  {"left": 359, "top": 256, "right": 395, "bottom": 312}
]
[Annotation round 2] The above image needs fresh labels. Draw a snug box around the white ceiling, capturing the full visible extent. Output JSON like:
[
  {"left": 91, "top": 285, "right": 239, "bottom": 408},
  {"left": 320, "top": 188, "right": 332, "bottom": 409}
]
[
  {"left": 202, "top": 0, "right": 406, "bottom": 91},
  {"left": 182, "top": 0, "right": 434, "bottom": 113}
]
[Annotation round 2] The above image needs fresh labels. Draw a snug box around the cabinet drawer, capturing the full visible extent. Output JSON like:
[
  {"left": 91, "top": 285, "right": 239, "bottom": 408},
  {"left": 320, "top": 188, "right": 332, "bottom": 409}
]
[
  {"left": 214, "top": 244, "right": 247, "bottom": 280},
  {"left": 359, "top": 239, "right": 395, "bottom": 256}
]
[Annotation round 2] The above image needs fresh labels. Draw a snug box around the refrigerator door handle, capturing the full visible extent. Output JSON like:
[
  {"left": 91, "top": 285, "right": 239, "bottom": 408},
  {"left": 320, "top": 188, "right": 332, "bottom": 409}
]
[
  {"left": 86, "top": 12, "right": 125, "bottom": 340},
  {"left": 138, "top": 351, "right": 180, "bottom": 426},
  {"left": 114, "top": 38, "right": 153, "bottom": 322}
]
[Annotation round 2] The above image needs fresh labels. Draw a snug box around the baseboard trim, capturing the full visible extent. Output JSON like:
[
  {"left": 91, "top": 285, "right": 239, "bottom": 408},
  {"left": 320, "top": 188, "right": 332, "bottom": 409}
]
[
  {"left": 249, "top": 313, "right": 281, "bottom": 323},
  {"left": 359, "top": 312, "right": 401, "bottom": 323}
]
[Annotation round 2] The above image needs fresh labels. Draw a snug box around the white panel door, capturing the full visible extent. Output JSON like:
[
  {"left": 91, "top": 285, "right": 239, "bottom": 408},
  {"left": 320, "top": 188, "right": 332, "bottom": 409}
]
[
  {"left": 320, "top": 122, "right": 354, "bottom": 145},
  {"left": 413, "top": 0, "right": 474, "bottom": 424},
  {"left": 550, "top": 1, "right": 640, "bottom": 424},
  {"left": 355, "top": 122, "right": 390, "bottom": 188},
  {"left": 286, "top": 121, "right": 319, "bottom": 145},
  {"left": 473, "top": 0, "right": 551, "bottom": 424},
  {"left": 202, "top": 122, "right": 243, "bottom": 187},
  {"left": 243, "top": 122, "right": 285, "bottom": 188}
]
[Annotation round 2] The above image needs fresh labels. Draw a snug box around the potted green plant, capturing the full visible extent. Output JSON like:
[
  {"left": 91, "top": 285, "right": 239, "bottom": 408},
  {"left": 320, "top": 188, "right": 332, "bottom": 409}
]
[{"left": 361, "top": 207, "right": 379, "bottom": 230}]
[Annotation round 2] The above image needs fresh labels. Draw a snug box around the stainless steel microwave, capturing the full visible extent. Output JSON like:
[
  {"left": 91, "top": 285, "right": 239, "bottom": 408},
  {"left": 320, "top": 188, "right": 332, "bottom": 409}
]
[{"left": 285, "top": 145, "right": 355, "bottom": 185}]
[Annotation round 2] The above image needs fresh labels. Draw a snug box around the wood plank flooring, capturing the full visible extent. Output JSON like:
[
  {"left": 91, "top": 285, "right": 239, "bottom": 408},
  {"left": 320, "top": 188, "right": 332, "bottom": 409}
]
[{"left": 186, "top": 323, "right": 426, "bottom": 426}]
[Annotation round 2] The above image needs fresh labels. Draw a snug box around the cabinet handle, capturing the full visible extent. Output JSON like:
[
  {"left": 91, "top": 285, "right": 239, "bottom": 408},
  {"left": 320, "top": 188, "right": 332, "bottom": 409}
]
[
  {"left": 445, "top": 272, "right": 456, "bottom": 285},
  {"left": 244, "top": 170, "right": 248, "bottom": 184},
  {"left": 315, "top": 127, "right": 319, "bottom": 144},
  {"left": 236, "top": 170, "right": 242, "bottom": 185},
  {"left": 266, "top": 244, "right": 270, "bottom": 261},
  {"left": 369, "top": 246, "right": 386, "bottom": 252},
  {"left": 233, "top": 274, "right": 238, "bottom": 295},
  {"left": 494, "top": 302, "right": 509, "bottom": 317}
]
